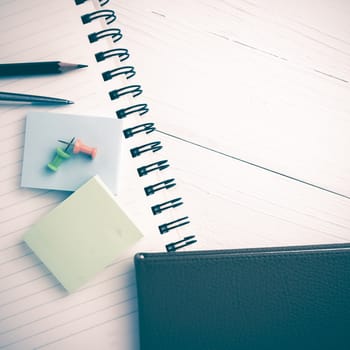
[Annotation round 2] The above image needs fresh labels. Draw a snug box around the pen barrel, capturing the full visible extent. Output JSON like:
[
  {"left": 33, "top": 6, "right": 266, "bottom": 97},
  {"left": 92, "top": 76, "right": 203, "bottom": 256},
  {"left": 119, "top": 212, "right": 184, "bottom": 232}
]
[
  {"left": 0, "top": 62, "right": 60, "bottom": 76},
  {"left": 0, "top": 92, "right": 72, "bottom": 104}
]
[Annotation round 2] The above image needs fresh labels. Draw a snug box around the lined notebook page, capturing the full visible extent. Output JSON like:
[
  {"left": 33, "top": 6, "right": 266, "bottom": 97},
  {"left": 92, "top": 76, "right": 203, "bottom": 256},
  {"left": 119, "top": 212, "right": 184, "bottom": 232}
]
[
  {"left": 114, "top": 0, "right": 350, "bottom": 198},
  {"left": 0, "top": 1, "right": 168, "bottom": 348},
  {"left": 110, "top": 0, "right": 350, "bottom": 257}
]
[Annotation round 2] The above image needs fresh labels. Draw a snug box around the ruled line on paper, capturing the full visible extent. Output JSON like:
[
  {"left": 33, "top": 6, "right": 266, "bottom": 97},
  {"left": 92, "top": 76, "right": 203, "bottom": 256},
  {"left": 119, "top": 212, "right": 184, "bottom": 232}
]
[
  {"left": 0, "top": 261, "right": 133, "bottom": 298},
  {"left": 0, "top": 0, "right": 47, "bottom": 22},
  {"left": 0, "top": 185, "right": 22, "bottom": 198},
  {"left": 0, "top": 241, "right": 24, "bottom": 252},
  {"left": 0, "top": 279, "right": 60, "bottom": 315},
  {"left": 1, "top": 120, "right": 24, "bottom": 139},
  {"left": 0, "top": 286, "right": 137, "bottom": 347},
  {"left": 0, "top": 259, "right": 134, "bottom": 306},
  {"left": 0, "top": 11, "right": 75, "bottom": 59},
  {"left": 0, "top": 190, "right": 52, "bottom": 211},
  {"left": 0, "top": 145, "right": 24, "bottom": 157},
  {"left": 0, "top": 106, "right": 22, "bottom": 121},
  {"left": 313, "top": 69, "right": 349, "bottom": 83},
  {"left": 0, "top": 176, "right": 21, "bottom": 187},
  {"left": 0, "top": 280, "right": 56, "bottom": 311},
  {"left": 0, "top": 244, "right": 31, "bottom": 267},
  {"left": 0, "top": 261, "right": 135, "bottom": 321},
  {"left": 36, "top": 310, "right": 138, "bottom": 350},
  {"left": 0, "top": 222, "right": 32, "bottom": 238},
  {"left": 0, "top": 297, "right": 137, "bottom": 349},
  {"left": 156, "top": 129, "right": 350, "bottom": 201},
  {"left": 0, "top": 179, "right": 21, "bottom": 193},
  {"left": 0, "top": 162, "right": 21, "bottom": 173},
  {"left": 0, "top": 282, "right": 136, "bottom": 336},
  {"left": 0, "top": 260, "right": 44, "bottom": 282},
  {"left": 0, "top": 250, "right": 34, "bottom": 266},
  {"left": 2, "top": 6, "right": 69, "bottom": 37},
  {"left": 0, "top": 226, "right": 27, "bottom": 241},
  {"left": 212, "top": 31, "right": 350, "bottom": 84},
  {"left": 0, "top": 272, "right": 51, "bottom": 296},
  {"left": 0, "top": 198, "right": 63, "bottom": 226},
  {"left": 0, "top": 158, "right": 23, "bottom": 173}
]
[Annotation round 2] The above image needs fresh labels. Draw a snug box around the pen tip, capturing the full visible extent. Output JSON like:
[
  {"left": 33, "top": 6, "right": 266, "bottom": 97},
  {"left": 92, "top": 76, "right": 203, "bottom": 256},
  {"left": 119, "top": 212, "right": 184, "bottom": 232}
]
[
  {"left": 67, "top": 100, "right": 74, "bottom": 104},
  {"left": 77, "top": 64, "right": 88, "bottom": 69},
  {"left": 185, "top": 235, "right": 195, "bottom": 240}
]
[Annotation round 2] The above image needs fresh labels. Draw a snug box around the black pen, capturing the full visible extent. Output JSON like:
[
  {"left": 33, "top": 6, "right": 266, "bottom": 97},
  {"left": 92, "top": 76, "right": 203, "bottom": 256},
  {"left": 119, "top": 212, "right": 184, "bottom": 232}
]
[
  {"left": 0, "top": 61, "right": 88, "bottom": 76},
  {"left": 0, "top": 91, "right": 73, "bottom": 105}
]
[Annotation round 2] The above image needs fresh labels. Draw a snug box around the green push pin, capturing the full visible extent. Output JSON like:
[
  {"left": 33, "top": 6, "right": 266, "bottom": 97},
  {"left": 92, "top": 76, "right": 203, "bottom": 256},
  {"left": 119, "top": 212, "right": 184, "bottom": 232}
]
[{"left": 47, "top": 137, "right": 75, "bottom": 172}]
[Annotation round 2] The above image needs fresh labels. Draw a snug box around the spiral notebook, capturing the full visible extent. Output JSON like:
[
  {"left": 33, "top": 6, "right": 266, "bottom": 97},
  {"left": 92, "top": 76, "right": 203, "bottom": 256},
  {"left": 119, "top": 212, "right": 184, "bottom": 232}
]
[{"left": 0, "top": 0, "right": 195, "bottom": 349}]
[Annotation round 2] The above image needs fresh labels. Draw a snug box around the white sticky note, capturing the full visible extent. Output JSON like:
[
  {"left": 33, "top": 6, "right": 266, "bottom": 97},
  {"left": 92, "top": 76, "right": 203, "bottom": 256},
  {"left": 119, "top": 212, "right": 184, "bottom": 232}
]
[{"left": 21, "top": 111, "right": 122, "bottom": 193}]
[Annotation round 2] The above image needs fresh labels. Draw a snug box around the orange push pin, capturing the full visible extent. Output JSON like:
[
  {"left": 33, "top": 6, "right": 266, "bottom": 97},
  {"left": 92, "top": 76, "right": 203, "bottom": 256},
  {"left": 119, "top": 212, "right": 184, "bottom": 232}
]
[
  {"left": 73, "top": 139, "right": 97, "bottom": 158},
  {"left": 58, "top": 138, "right": 97, "bottom": 159}
]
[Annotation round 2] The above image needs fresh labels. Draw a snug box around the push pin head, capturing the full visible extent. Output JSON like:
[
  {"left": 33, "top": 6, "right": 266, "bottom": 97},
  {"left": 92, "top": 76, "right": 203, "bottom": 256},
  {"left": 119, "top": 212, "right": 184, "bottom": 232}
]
[
  {"left": 73, "top": 139, "right": 97, "bottom": 158},
  {"left": 47, "top": 137, "right": 75, "bottom": 172},
  {"left": 58, "top": 138, "right": 97, "bottom": 158}
]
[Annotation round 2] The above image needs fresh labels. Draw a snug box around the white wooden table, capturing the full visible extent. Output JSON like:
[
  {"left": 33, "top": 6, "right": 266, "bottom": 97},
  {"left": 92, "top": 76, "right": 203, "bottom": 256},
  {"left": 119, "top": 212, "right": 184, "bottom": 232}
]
[{"left": 1, "top": 1, "right": 349, "bottom": 349}]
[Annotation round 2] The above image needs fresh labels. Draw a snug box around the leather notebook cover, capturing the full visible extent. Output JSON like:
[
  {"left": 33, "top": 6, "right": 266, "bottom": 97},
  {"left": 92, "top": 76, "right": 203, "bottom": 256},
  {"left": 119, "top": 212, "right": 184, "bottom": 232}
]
[{"left": 134, "top": 243, "right": 350, "bottom": 350}]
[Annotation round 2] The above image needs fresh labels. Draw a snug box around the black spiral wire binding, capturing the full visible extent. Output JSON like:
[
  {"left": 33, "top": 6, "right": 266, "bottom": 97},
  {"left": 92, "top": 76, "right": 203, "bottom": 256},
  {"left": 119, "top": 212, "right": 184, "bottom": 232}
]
[
  {"left": 109, "top": 85, "right": 142, "bottom": 99},
  {"left": 137, "top": 160, "right": 169, "bottom": 177},
  {"left": 81, "top": 9, "right": 116, "bottom": 25},
  {"left": 103, "top": 66, "right": 136, "bottom": 81},
  {"left": 95, "top": 48, "right": 129, "bottom": 62},
  {"left": 75, "top": 0, "right": 110, "bottom": 6},
  {"left": 77, "top": 0, "right": 196, "bottom": 251},
  {"left": 118, "top": 105, "right": 149, "bottom": 119},
  {"left": 98, "top": 0, "right": 109, "bottom": 6},
  {"left": 130, "top": 141, "right": 162, "bottom": 158},
  {"left": 144, "top": 179, "right": 176, "bottom": 196},
  {"left": 151, "top": 198, "right": 183, "bottom": 215},
  {"left": 166, "top": 236, "right": 197, "bottom": 252},
  {"left": 88, "top": 28, "right": 122, "bottom": 43}
]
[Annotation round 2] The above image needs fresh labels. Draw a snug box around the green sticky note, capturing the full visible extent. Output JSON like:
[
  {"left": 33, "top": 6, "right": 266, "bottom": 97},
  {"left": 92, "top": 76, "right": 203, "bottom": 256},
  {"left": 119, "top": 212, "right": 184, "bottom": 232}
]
[{"left": 24, "top": 175, "right": 143, "bottom": 293}]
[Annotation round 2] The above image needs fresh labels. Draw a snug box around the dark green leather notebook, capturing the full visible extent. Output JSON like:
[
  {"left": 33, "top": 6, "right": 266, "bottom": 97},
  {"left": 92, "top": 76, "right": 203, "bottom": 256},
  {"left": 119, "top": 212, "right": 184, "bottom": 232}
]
[{"left": 134, "top": 243, "right": 350, "bottom": 350}]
